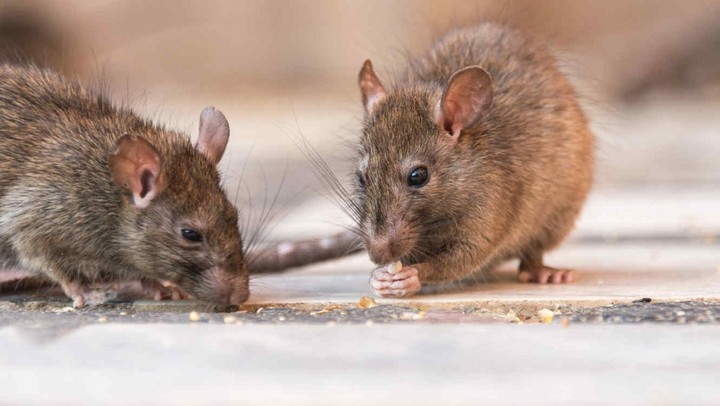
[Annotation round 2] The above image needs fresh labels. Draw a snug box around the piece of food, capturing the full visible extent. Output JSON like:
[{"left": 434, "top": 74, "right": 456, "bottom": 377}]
[
  {"left": 223, "top": 315, "right": 238, "bottom": 324},
  {"left": 399, "top": 311, "right": 426, "bottom": 320},
  {"left": 358, "top": 296, "right": 378, "bottom": 309},
  {"left": 188, "top": 311, "right": 201, "bottom": 321},
  {"left": 387, "top": 261, "right": 403, "bottom": 275},
  {"left": 536, "top": 308, "right": 555, "bottom": 323}
]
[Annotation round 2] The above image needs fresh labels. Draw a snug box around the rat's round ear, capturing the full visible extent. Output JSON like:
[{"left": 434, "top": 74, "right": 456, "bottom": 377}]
[
  {"left": 436, "top": 65, "right": 493, "bottom": 139},
  {"left": 109, "top": 134, "right": 166, "bottom": 209},
  {"left": 196, "top": 106, "right": 230, "bottom": 166},
  {"left": 359, "top": 59, "right": 387, "bottom": 115}
]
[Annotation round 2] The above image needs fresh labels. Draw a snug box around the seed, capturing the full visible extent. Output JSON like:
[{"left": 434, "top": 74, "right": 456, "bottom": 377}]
[
  {"left": 387, "top": 261, "right": 403, "bottom": 275},
  {"left": 358, "top": 296, "right": 377, "bottom": 309},
  {"left": 536, "top": 308, "right": 555, "bottom": 323}
]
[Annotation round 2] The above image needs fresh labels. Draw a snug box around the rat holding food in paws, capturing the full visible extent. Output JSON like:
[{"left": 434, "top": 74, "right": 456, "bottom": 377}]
[
  {"left": 0, "top": 65, "right": 252, "bottom": 307},
  {"left": 353, "top": 23, "right": 594, "bottom": 298}
]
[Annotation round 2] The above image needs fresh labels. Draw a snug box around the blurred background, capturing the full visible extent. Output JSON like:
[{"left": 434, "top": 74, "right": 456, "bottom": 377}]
[{"left": 0, "top": 0, "right": 719, "bottom": 239}]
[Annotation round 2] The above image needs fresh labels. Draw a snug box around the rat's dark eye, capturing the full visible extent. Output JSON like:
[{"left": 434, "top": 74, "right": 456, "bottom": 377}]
[
  {"left": 407, "top": 166, "right": 429, "bottom": 188},
  {"left": 181, "top": 228, "right": 203, "bottom": 242},
  {"left": 356, "top": 172, "right": 366, "bottom": 189}
]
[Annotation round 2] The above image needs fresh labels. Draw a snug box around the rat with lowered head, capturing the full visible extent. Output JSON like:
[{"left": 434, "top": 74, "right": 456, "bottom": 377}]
[
  {"left": 0, "top": 65, "right": 250, "bottom": 307},
  {"left": 354, "top": 23, "right": 594, "bottom": 297}
]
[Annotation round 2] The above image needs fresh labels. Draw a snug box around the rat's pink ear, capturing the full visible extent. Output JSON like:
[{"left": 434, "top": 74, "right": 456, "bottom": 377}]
[
  {"left": 196, "top": 106, "right": 229, "bottom": 166},
  {"left": 438, "top": 66, "right": 493, "bottom": 138},
  {"left": 359, "top": 59, "right": 387, "bottom": 115},
  {"left": 109, "top": 135, "right": 165, "bottom": 209}
]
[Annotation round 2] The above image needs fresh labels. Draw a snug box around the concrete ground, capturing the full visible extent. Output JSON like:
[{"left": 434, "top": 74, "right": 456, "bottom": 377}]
[
  {"left": 1, "top": 185, "right": 719, "bottom": 405},
  {"left": 1, "top": 97, "right": 720, "bottom": 405}
]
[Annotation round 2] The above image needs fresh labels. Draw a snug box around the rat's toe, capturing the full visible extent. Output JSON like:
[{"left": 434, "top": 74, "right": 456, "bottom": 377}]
[
  {"left": 370, "top": 270, "right": 421, "bottom": 298},
  {"left": 518, "top": 267, "right": 577, "bottom": 284}
]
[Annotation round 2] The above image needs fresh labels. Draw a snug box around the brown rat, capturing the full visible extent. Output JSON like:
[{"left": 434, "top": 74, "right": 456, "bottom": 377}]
[
  {"left": 352, "top": 23, "right": 594, "bottom": 297},
  {"left": 0, "top": 64, "right": 249, "bottom": 307}
]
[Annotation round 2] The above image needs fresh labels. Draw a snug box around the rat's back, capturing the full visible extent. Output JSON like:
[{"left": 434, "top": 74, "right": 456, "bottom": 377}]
[
  {"left": 406, "top": 23, "right": 564, "bottom": 97},
  {"left": 0, "top": 65, "right": 114, "bottom": 196}
]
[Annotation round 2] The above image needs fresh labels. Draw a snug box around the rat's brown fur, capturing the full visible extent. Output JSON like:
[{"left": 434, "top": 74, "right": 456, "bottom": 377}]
[
  {"left": 0, "top": 65, "right": 248, "bottom": 305},
  {"left": 357, "top": 23, "right": 594, "bottom": 285}
]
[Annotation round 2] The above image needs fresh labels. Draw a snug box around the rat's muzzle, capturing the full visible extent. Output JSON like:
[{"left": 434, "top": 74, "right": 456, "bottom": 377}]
[
  {"left": 366, "top": 219, "right": 413, "bottom": 264},
  {"left": 203, "top": 263, "right": 249, "bottom": 305}
]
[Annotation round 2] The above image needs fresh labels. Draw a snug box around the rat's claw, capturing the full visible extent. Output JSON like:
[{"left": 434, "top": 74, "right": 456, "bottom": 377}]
[
  {"left": 518, "top": 267, "right": 577, "bottom": 284},
  {"left": 62, "top": 280, "right": 91, "bottom": 308},
  {"left": 72, "top": 294, "right": 86, "bottom": 309},
  {"left": 62, "top": 281, "right": 116, "bottom": 308},
  {"left": 142, "top": 279, "right": 189, "bottom": 301},
  {"left": 369, "top": 266, "right": 422, "bottom": 298}
]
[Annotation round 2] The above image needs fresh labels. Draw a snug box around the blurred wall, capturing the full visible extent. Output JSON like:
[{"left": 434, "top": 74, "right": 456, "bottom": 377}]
[
  {"left": 1, "top": 0, "right": 718, "bottom": 99},
  {"left": 0, "top": 0, "right": 719, "bottom": 190}
]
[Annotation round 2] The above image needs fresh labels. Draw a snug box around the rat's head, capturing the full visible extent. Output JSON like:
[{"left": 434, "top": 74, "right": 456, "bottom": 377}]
[
  {"left": 355, "top": 60, "right": 494, "bottom": 265},
  {"left": 109, "top": 107, "right": 248, "bottom": 305}
]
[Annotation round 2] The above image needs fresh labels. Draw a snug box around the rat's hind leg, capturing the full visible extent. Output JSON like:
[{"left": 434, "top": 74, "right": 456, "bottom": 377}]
[
  {"left": 517, "top": 248, "right": 576, "bottom": 284},
  {"left": 12, "top": 245, "right": 116, "bottom": 307}
]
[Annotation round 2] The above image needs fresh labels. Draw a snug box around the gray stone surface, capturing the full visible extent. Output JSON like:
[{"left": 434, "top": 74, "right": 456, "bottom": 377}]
[
  {"left": 1, "top": 323, "right": 720, "bottom": 406},
  {"left": 2, "top": 96, "right": 720, "bottom": 404}
]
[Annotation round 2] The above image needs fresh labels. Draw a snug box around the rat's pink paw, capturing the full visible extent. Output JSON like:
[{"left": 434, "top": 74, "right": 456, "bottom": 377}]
[
  {"left": 141, "top": 279, "right": 190, "bottom": 301},
  {"left": 369, "top": 265, "right": 422, "bottom": 298},
  {"left": 518, "top": 267, "right": 577, "bottom": 284},
  {"left": 62, "top": 281, "right": 116, "bottom": 308}
]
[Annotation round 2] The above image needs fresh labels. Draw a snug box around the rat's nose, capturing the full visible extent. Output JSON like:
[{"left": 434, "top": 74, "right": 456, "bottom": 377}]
[
  {"left": 227, "top": 289, "right": 249, "bottom": 305},
  {"left": 367, "top": 219, "right": 409, "bottom": 264},
  {"left": 367, "top": 237, "right": 394, "bottom": 264},
  {"left": 207, "top": 265, "right": 249, "bottom": 305}
]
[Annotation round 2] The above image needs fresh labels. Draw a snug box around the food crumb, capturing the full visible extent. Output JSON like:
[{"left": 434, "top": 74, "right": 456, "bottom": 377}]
[
  {"left": 358, "top": 296, "right": 377, "bottom": 309},
  {"left": 97, "top": 316, "right": 108, "bottom": 323},
  {"left": 506, "top": 309, "right": 521, "bottom": 323},
  {"left": 223, "top": 315, "right": 238, "bottom": 324},
  {"left": 188, "top": 311, "right": 201, "bottom": 322},
  {"left": 537, "top": 308, "right": 555, "bottom": 323},
  {"left": 387, "top": 261, "right": 403, "bottom": 275},
  {"left": 365, "top": 320, "right": 374, "bottom": 326},
  {"left": 399, "top": 311, "right": 426, "bottom": 320},
  {"left": 561, "top": 318, "right": 570, "bottom": 328}
]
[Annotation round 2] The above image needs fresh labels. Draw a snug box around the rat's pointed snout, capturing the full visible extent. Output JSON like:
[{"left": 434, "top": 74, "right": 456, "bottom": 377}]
[
  {"left": 367, "top": 235, "right": 395, "bottom": 264},
  {"left": 366, "top": 219, "right": 411, "bottom": 264},
  {"left": 205, "top": 262, "right": 249, "bottom": 305},
  {"left": 228, "top": 289, "right": 249, "bottom": 305}
]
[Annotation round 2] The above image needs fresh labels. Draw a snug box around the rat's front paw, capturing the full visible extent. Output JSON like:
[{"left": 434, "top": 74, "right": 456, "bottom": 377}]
[
  {"left": 518, "top": 267, "right": 577, "bottom": 284},
  {"left": 369, "top": 265, "right": 422, "bottom": 298},
  {"left": 62, "top": 281, "right": 117, "bottom": 308},
  {"left": 141, "top": 279, "right": 190, "bottom": 301}
]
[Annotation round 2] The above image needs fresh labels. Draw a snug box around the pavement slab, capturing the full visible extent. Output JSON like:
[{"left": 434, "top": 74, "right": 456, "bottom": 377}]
[
  {"left": 1, "top": 323, "right": 720, "bottom": 406},
  {"left": 1, "top": 95, "right": 719, "bottom": 404}
]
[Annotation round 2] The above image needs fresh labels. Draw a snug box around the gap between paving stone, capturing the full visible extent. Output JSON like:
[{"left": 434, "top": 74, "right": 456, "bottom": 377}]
[{"left": 3, "top": 295, "right": 720, "bottom": 332}]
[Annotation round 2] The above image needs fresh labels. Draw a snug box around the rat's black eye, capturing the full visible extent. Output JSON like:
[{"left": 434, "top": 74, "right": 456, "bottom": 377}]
[
  {"left": 407, "top": 166, "right": 429, "bottom": 188},
  {"left": 181, "top": 228, "right": 203, "bottom": 242},
  {"left": 356, "top": 172, "right": 366, "bottom": 189}
]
